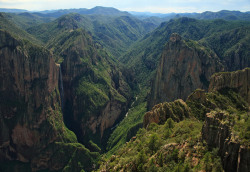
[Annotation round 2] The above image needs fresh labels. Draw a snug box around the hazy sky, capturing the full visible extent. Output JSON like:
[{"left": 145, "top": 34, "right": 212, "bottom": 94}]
[{"left": 0, "top": 0, "right": 249, "bottom": 13}]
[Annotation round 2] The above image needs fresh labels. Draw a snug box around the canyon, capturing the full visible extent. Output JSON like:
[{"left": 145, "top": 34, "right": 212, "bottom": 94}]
[{"left": 0, "top": 7, "right": 249, "bottom": 172}]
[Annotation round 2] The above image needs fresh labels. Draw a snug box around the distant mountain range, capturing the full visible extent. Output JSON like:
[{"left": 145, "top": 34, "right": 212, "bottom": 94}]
[
  {"left": 0, "top": 8, "right": 28, "bottom": 13},
  {"left": 0, "top": 6, "right": 130, "bottom": 18},
  {"left": 1, "top": 7, "right": 249, "bottom": 21}
]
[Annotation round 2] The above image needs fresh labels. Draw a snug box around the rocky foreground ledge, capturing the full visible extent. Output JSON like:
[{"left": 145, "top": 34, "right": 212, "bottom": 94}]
[{"left": 143, "top": 68, "right": 249, "bottom": 172}]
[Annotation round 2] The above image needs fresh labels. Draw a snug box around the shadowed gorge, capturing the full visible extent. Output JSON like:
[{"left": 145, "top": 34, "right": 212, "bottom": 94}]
[
  {"left": 0, "top": 30, "right": 100, "bottom": 171},
  {"left": 56, "top": 28, "right": 132, "bottom": 149}
]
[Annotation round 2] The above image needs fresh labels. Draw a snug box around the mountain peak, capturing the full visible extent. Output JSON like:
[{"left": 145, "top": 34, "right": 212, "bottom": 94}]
[
  {"left": 57, "top": 13, "right": 84, "bottom": 30},
  {"left": 169, "top": 33, "right": 182, "bottom": 43}
]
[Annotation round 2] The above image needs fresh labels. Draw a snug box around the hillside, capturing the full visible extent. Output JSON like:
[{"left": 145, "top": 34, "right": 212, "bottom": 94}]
[
  {"left": 27, "top": 13, "right": 157, "bottom": 58},
  {"left": 120, "top": 18, "right": 250, "bottom": 87},
  {"left": 34, "top": 6, "right": 131, "bottom": 18},
  {"left": 100, "top": 68, "right": 250, "bottom": 172},
  {"left": 132, "top": 10, "right": 250, "bottom": 25},
  {"left": 0, "top": 12, "right": 42, "bottom": 45},
  {"left": 107, "top": 17, "right": 250, "bottom": 157},
  {"left": 1, "top": 12, "right": 54, "bottom": 30}
]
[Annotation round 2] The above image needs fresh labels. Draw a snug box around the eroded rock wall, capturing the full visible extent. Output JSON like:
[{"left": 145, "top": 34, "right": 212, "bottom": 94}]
[
  {"left": 202, "top": 112, "right": 249, "bottom": 172},
  {"left": 0, "top": 30, "right": 93, "bottom": 171},
  {"left": 209, "top": 68, "right": 250, "bottom": 104},
  {"left": 148, "top": 33, "right": 222, "bottom": 109}
]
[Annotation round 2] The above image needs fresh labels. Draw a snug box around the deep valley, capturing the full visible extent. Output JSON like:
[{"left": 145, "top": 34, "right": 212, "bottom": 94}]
[{"left": 0, "top": 6, "right": 249, "bottom": 172}]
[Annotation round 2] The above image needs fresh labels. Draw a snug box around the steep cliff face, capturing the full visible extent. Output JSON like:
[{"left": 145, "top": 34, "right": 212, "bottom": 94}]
[
  {"left": 0, "top": 29, "right": 58, "bottom": 164},
  {"left": 201, "top": 68, "right": 250, "bottom": 172},
  {"left": 0, "top": 30, "right": 99, "bottom": 171},
  {"left": 0, "top": 30, "right": 60, "bottom": 161},
  {"left": 148, "top": 33, "right": 222, "bottom": 109},
  {"left": 202, "top": 111, "right": 249, "bottom": 172},
  {"left": 52, "top": 29, "right": 131, "bottom": 147},
  {"left": 209, "top": 68, "right": 250, "bottom": 104},
  {"left": 143, "top": 68, "right": 249, "bottom": 172}
]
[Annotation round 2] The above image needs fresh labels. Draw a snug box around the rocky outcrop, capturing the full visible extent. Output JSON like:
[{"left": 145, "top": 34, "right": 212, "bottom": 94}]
[
  {"left": 202, "top": 112, "right": 250, "bottom": 172},
  {"left": 143, "top": 99, "right": 190, "bottom": 128},
  {"left": 209, "top": 68, "right": 250, "bottom": 104},
  {"left": 0, "top": 30, "right": 98, "bottom": 171},
  {"left": 143, "top": 67, "right": 249, "bottom": 172},
  {"left": 148, "top": 33, "right": 222, "bottom": 109},
  {"left": 202, "top": 68, "right": 250, "bottom": 171}
]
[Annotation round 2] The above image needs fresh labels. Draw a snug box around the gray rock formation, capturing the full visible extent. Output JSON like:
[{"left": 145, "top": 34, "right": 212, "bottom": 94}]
[{"left": 148, "top": 33, "right": 222, "bottom": 109}]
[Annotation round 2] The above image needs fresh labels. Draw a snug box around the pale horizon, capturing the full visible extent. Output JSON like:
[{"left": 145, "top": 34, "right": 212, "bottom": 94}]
[{"left": 0, "top": 0, "right": 249, "bottom": 14}]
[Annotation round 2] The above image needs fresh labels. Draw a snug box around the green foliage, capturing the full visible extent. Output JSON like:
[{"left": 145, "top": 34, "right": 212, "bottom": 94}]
[
  {"left": 186, "top": 98, "right": 209, "bottom": 120},
  {"left": 88, "top": 140, "right": 101, "bottom": 153},
  {"left": 1, "top": 9, "right": 249, "bottom": 172},
  {"left": 166, "top": 149, "right": 179, "bottom": 162},
  {"left": 136, "top": 150, "right": 147, "bottom": 171},
  {"left": 106, "top": 101, "right": 147, "bottom": 157},
  {"left": 147, "top": 159, "right": 158, "bottom": 172},
  {"left": 165, "top": 118, "right": 175, "bottom": 129},
  {"left": 233, "top": 112, "right": 250, "bottom": 145},
  {"left": 0, "top": 12, "right": 43, "bottom": 45},
  {"left": 100, "top": 119, "right": 215, "bottom": 171},
  {"left": 36, "top": 142, "right": 100, "bottom": 172},
  {"left": 75, "top": 77, "right": 109, "bottom": 116},
  {"left": 200, "top": 27, "right": 250, "bottom": 71},
  {"left": 148, "top": 133, "right": 160, "bottom": 154},
  {"left": 44, "top": 27, "right": 131, "bottom": 147},
  {"left": 27, "top": 13, "right": 157, "bottom": 58},
  {"left": 2, "top": 12, "right": 53, "bottom": 30},
  {"left": 187, "top": 88, "right": 249, "bottom": 121},
  {"left": 120, "top": 17, "right": 250, "bottom": 89},
  {"left": 147, "top": 122, "right": 159, "bottom": 131},
  {"left": 201, "top": 148, "right": 223, "bottom": 172}
]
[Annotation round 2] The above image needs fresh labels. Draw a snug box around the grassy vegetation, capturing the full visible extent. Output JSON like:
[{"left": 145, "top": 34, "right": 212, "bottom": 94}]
[
  {"left": 106, "top": 102, "right": 147, "bottom": 157},
  {"left": 100, "top": 119, "right": 224, "bottom": 172}
]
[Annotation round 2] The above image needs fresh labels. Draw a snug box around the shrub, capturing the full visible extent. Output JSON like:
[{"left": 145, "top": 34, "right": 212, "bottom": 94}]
[
  {"left": 148, "top": 134, "right": 160, "bottom": 154},
  {"left": 165, "top": 118, "right": 175, "bottom": 129}
]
